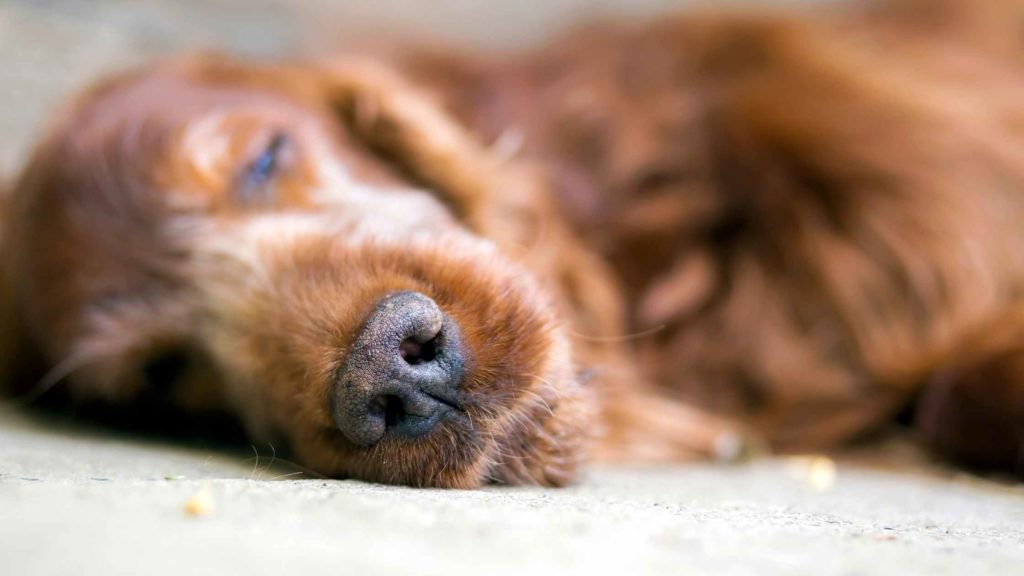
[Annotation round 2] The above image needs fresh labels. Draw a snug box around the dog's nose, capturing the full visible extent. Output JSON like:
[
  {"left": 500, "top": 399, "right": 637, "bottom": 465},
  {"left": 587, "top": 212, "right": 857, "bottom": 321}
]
[{"left": 332, "top": 291, "right": 466, "bottom": 447}]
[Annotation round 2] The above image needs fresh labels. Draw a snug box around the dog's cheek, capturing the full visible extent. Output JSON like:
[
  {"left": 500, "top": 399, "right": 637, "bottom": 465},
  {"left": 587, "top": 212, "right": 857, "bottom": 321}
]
[{"left": 487, "top": 360, "right": 598, "bottom": 487}]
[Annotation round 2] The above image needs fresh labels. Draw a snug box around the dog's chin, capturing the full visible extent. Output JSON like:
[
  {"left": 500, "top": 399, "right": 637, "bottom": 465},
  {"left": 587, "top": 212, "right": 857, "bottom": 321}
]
[{"left": 289, "top": 354, "right": 594, "bottom": 488}]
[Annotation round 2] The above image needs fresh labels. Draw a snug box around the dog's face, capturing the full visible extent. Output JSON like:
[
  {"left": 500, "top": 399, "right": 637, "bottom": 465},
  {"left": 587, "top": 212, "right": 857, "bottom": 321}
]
[{"left": 3, "top": 56, "right": 601, "bottom": 487}]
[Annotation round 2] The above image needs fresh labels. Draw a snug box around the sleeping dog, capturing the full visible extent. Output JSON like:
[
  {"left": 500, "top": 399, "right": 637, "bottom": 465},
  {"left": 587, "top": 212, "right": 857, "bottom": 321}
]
[{"left": 3, "top": 0, "right": 1022, "bottom": 486}]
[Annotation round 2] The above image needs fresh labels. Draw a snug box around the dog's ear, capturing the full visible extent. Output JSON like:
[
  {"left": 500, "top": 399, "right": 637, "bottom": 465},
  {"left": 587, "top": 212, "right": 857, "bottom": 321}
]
[
  {"left": 316, "top": 59, "right": 493, "bottom": 224},
  {"left": 0, "top": 75, "right": 225, "bottom": 408},
  {"left": 314, "top": 57, "right": 564, "bottom": 248}
]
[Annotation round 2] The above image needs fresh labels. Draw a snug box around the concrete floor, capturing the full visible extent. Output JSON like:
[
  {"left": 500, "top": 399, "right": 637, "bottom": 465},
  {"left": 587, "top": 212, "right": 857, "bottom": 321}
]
[{"left": 2, "top": 404, "right": 1022, "bottom": 576}]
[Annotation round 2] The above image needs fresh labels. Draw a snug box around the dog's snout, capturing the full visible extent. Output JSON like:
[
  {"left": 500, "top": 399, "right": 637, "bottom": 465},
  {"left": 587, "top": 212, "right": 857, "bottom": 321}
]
[{"left": 332, "top": 291, "right": 466, "bottom": 447}]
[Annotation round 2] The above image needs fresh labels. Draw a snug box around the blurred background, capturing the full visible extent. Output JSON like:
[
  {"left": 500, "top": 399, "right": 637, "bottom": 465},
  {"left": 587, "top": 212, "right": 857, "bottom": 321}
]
[{"left": 0, "top": 0, "right": 822, "bottom": 176}]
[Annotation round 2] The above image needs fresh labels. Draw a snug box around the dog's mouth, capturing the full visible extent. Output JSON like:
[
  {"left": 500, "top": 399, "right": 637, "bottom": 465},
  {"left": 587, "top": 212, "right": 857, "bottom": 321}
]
[{"left": 310, "top": 284, "right": 591, "bottom": 488}]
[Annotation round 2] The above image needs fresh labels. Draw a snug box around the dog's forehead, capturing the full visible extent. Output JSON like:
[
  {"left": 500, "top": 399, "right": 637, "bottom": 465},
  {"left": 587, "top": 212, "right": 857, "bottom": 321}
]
[
  {"left": 74, "top": 61, "right": 329, "bottom": 134},
  {"left": 57, "top": 60, "right": 377, "bottom": 172}
]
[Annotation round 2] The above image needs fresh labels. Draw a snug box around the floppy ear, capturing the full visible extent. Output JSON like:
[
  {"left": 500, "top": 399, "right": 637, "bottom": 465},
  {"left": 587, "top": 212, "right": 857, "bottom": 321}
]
[
  {"left": 0, "top": 76, "right": 227, "bottom": 410},
  {"left": 316, "top": 57, "right": 545, "bottom": 242}
]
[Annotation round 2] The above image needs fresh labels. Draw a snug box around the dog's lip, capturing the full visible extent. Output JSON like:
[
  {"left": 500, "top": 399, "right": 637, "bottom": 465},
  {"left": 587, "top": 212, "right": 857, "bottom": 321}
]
[
  {"left": 323, "top": 390, "right": 469, "bottom": 442},
  {"left": 422, "top": 389, "right": 465, "bottom": 412},
  {"left": 404, "top": 388, "right": 469, "bottom": 432}
]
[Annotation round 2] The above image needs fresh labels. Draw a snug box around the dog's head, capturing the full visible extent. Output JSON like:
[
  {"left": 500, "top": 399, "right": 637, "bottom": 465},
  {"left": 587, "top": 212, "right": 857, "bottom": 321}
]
[{"left": 1, "top": 55, "right": 620, "bottom": 487}]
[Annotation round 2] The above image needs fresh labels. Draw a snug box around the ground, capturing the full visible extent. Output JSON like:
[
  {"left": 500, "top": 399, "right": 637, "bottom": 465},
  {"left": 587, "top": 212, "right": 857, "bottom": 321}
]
[{"left": 2, "top": 405, "right": 1021, "bottom": 575}]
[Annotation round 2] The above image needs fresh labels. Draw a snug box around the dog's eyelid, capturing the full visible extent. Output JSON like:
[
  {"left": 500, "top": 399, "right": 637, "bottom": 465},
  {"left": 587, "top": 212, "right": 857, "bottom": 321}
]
[
  {"left": 237, "top": 130, "right": 291, "bottom": 203},
  {"left": 252, "top": 131, "right": 290, "bottom": 182}
]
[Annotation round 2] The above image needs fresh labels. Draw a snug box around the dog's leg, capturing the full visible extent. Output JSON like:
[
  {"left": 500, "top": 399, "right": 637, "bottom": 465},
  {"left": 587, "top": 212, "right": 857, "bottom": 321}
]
[{"left": 595, "top": 382, "right": 757, "bottom": 463}]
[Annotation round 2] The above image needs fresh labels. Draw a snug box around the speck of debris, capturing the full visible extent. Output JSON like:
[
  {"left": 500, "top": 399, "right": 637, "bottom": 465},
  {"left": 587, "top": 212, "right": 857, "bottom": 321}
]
[
  {"left": 785, "top": 455, "right": 838, "bottom": 491},
  {"left": 184, "top": 484, "right": 215, "bottom": 517}
]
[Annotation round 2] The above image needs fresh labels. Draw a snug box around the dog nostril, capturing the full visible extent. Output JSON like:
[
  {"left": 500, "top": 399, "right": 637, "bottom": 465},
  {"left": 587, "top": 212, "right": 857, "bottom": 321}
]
[
  {"left": 399, "top": 336, "right": 438, "bottom": 365},
  {"left": 370, "top": 394, "right": 408, "bottom": 428}
]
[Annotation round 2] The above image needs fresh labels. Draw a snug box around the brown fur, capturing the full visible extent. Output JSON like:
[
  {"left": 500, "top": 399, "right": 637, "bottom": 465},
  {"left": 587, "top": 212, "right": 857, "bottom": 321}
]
[
  {"left": 395, "top": 0, "right": 1024, "bottom": 474},
  {"left": 4, "top": 0, "right": 1024, "bottom": 485}
]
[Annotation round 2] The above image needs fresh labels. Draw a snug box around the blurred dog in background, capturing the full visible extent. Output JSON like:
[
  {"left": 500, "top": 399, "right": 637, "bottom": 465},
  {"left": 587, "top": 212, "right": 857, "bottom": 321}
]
[{"left": 2, "top": 0, "right": 1022, "bottom": 486}]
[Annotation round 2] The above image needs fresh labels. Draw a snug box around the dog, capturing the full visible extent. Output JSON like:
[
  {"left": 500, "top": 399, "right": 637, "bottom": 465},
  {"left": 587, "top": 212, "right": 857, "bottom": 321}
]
[
  {"left": 0, "top": 54, "right": 742, "bottom": 487},
  {"left": 2, "top": 0, "right": 1023, "bottom": 486}
]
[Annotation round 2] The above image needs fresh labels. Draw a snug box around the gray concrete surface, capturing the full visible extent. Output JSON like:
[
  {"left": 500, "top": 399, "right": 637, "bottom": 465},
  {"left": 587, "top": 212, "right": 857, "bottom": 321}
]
[{"left": 2, "top": 404, "right": 1022, "bottom": 576}]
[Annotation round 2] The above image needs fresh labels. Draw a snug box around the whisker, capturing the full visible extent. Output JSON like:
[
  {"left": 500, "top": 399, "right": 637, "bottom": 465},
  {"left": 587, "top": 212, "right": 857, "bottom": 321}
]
[
  {"left": 263, "top": 442, "right": 278, "bottom": 475},
  {"left": 9, "top": 351, "right": 93, "bottom": 407},
  {"left": 250, "top": 445, "right": 260, "bottom": 479},
  {"left": 520, "top": 383, "right": 556, "bottom": 418},
  {"left": 268, "top": 471, "right": 306, "bottom": 481},
  {"left": 569, "top": 324, "right": 667, "bottom": 343},
  {"left": 280, "top": 460, "right": 328, "bottom": 480}
]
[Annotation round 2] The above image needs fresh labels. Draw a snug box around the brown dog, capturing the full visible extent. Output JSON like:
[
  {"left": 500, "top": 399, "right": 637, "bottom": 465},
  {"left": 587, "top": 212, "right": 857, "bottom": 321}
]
[
  {"left": 0, "top": 54, "right": 739, "bottom": 487},
  {"left": 3, "top": 0, "right": 1024, "bottom": 485}
]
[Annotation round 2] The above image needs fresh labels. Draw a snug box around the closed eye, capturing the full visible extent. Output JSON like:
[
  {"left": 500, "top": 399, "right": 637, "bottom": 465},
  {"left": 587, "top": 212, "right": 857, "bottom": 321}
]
[{"left": 238, "top": 131, "right": 290, "bottom": 202}]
